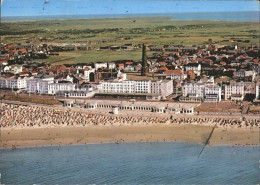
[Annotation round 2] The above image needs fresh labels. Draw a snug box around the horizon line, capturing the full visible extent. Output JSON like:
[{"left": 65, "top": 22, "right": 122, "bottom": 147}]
[{"left": 2, "top": 10, "right": 259, "bottom": 18}]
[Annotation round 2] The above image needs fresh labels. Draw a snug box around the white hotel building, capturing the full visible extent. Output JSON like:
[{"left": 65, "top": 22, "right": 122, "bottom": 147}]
[
  {"left": 26, "top": 74, "right": 55, "bottom": 94},
  {"left": 204, "top": 84, "right": 222, "bottom": 102},
  {"left": 98, "top": 80, "right": 173, "bottom": 99},
  {"left": 48, "top": 83, "right": 75, "bottom": 95},
  {"left": 26, "top": 79, "right": 49, "bottom": 94},
  {"left": 224, "top": 82, "right": 245, "bottom": 101},
  {"left": 0, "top": 77, "right": 27, "bottom": 90},
  {"left": 180, "top": 82, "right": 221, "bottom": 102}
]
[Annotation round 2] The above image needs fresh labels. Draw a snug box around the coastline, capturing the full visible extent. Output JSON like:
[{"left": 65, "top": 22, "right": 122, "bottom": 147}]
[
  {"left": 1, "top": 101, "right": 259, "bottom": 149},
  {"left": 1, "top": 124, "right": 259, "bottom": 149}
]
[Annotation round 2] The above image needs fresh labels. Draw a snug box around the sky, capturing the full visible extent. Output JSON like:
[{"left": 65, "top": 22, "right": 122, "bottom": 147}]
[{"left": 1, "top": 0, "right": 259, "bottom": 17}]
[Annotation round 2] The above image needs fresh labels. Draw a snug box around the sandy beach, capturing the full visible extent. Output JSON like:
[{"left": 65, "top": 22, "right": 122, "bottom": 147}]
[
  {"left": 1, "top": 125, "right": 259, "bottom": 148},
  {"left": 0, "top": 101, "right": 259, "bottom": 148}
]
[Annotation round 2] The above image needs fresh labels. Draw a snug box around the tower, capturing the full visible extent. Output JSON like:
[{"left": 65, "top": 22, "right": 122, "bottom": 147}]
[{"left": 141, "top": 43, "right": 148, "bottom": 76}]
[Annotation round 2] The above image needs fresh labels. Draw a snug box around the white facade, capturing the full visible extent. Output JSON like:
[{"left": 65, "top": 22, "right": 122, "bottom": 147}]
[
  {"left": 108, "top": 62, "right": 116, "bottom": 69},
  {"left": 117, "top": 70, "right": 127, "bottom": 81},
  {"left": 164, "top": 70, "right": 187, "bottom": 80},
  {"left": 4, "top": 65, "right": 23, "bottom": 74},
  {"left": 48, "top": 83, "right": 76, "bottom": 95},
  {"left": 184, "top": 64, "right": 201, "bottom": 76},
  {"left": 98, "top": 80, "right": 173, "bottom": 99},
  {"left": 224, "top": 82, "right": 245, "bottom": 100},
  {"left": 66, "top": 75, "right": 74, "bottom": 83},
  {"left": 0, "top": 77, "right": 7, "bottom": 88},
  {"left": 182, "top": 83, "right": 204, "bottom": 98},
  {"left": 181, "top": 82, "right": 221, "bottom": 102},
  {"left": 99, "top": 81, "right": 137, "bottom": 93},
  {"left": 84, "top": 68, "right": 95, "bottom": 81},
  {"left": 255, "top": 81, "right": 260, "bottom": 100},
  {"left": 95, "top": 63, "right": 107, "bottom": 69},
  {"left": 124, "top": 65, "right": 135, "bottom": 72},
  {"left": 26, "top": 79, "right": 49, "bottom": 94},
  {"left": 0, "top": 77, "right": 27, "bottom": 89},
  {"left": 204, "top": 84, "right": 221, "bottom": 102}
]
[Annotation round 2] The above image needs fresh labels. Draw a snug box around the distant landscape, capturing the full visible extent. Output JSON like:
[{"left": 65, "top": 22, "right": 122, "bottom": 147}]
[{"left": 1, "top": 17, "right": 258, "bottom": 64}]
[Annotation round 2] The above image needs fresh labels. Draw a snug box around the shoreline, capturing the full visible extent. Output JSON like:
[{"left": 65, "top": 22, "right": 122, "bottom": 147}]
[
  {"left": 1, "top": 124, "right": 259, "bottom": 149},
  {"left": 1, "top": 101, "right": 259, "bottom": 149},
  {"left": 2, "top": 11, "right": 259, "bottom": 22}
]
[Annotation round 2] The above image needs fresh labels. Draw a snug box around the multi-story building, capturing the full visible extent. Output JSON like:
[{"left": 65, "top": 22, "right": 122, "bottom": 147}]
[
  {"left": 224, "top": 82, "right": 245, "bottom": 101},
  {"left": 98, "top": 80, "right": 173, "bottom": 99},
  {"left": 94, "top": 63, "right": 107, "bottom": 70},
  {"left": 180, "top": 82, "right": 221, "bottom": 102},
  {"left": 164, "top": 69, "right": 187, "bottom": 80},
  {"left": 204, "top": 84, "right": 221, "bottom": 102},
  {"left": 234, "top": 69, "right": 256, "bottom": 81},
  {"left": 84, "top": 67, "right": 95, "bottom": 82},
  {"left": 184, "top": 63, "right": 201, "bottom": 76},
  {"left": 4, "top": 65, "right": 23, "bottom": 74},
  {"left": 48, "top": 82, "right": 75, "bottom": 95},
  {"left": 181, "top": 82, "right": 204, "bottom": 101},
  {"left": 0, "top": 77, "right": 7, "bottom": 88},
  {"left": 0, "top": 77, "right": 27, "bottom": 90},
  {"left": 26, "top": 79, "right": 49, "bottom": 94}
]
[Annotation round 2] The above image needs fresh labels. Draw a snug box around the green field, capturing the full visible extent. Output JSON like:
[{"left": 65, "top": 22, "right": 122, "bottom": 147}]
[{"left": 1, "top": 17, "right": 259, "bottom": 64}]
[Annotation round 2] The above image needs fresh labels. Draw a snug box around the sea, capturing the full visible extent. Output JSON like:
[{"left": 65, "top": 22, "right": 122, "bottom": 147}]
[
  {"left": 1, "top": 11, "right": 259, "bottom": 22},
  {"left": 0, "top": 142, "right": 259, "bottom": 184}
]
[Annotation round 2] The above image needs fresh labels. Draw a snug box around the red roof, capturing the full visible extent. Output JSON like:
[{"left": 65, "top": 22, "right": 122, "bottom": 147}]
[
  {"left": 165, "top": 69, "right": 184, "bottom": 75},
  {"left": 84, "top": 67, "right": 91, "bottom": 70},
  {"left": 19, "top": 48, "right": 26, "bottom": 52},
  {"left": 57, "top": 65, "right": 67, "bottom": 71},
  {"left": 157, "top": 66, "right": 168, "bottom": 72},
  {"left": 125, "top": 62, "right": 133, "bottom": 65},
  {"left": 187, "top": 70, "right": 195, "bottom": 75}
]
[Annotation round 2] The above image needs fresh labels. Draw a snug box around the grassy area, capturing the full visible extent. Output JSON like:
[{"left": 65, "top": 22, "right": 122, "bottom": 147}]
[
  {"left": 39, "top": 50, "right": 144, "bottom": 64},
  {"left": 1, "top": 17, "right": 259, "bottom": 64}
]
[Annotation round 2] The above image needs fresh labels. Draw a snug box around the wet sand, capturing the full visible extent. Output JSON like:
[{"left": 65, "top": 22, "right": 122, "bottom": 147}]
[{"left": 1, "top": 125, "right": 259, "bottom": 148}]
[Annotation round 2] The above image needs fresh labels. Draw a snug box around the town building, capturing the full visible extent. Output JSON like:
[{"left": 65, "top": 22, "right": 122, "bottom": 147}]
[
  {"left": 63, "top": 99, "right": 199, "bottom": 114},
  {"left": 84, "top": 67, "right": 95, "bottom": 82},
  {"left": 34, "top": 73, "right": 54, "bottom": 83},
  {"left": 180, "top": 82, "right": 221, "bottom": 102},
  {"left": 0, "top": 76, "right": 27, "bottom": 90},
  {"left": 108, "top": 62, "right": 116, "bottom": 69},
  {"left": 204, "top": 84, "right": 221, "bottom": 102},
  {"left": 48, "top": 82, "right": 75, "bottom": 95},
  {"left": 224, "top": 82, "right": 245, "bottom": 101},
  {"left": 26, "top": 79, "right": 49, "bottom": 94},
  {"left": 97, "top": 80, "right": 173, "bottom": 99},
  {"left": 180, "top": 82, "right": 204, "bottom": 102},
  {"left": 183, "top": 63, "right": 201, "bottom": 76},
  {"left": 234, "top": 69, "right": 256, "bottom": 82},
  {"left": 94, "top": 63, "right": 107, "bottom": 70},
  {"left": 164, "top": 69, "right": 187, "bottom": 80}
]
